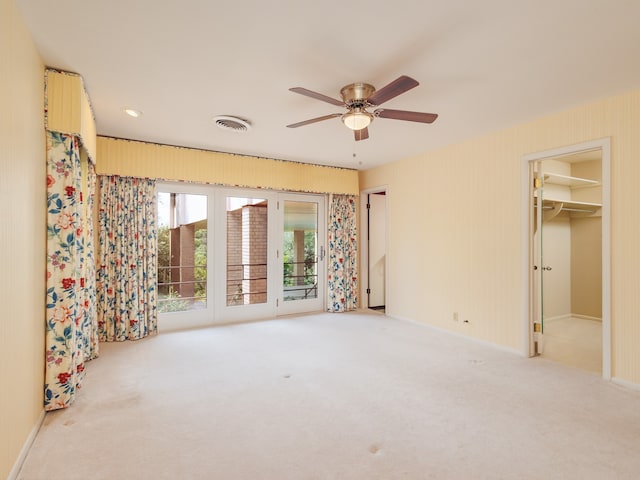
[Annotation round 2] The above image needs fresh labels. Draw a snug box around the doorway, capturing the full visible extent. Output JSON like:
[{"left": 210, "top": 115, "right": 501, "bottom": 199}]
[
  {"left": 522, "top": 139, "right": 611, "bottom": 378},
  {"left": 361, "top": 188, "right": 387, "bottom": 313},
  {"left": 277, "top": 193, "right": 326, "bottom": 315},
  {"left": 157, "top": 183, "right": 326, "bottom": 329},
  {"left": 216, "top": 189, "right": 326, "bottom": 322}
]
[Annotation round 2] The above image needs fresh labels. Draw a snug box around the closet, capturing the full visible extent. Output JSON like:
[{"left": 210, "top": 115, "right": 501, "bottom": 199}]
[{"left": 534, "top": 151, "right": 602, "bottom": 372}]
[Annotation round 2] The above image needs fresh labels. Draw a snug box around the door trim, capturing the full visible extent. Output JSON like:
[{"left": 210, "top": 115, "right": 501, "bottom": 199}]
[
  {"left": 521, "top": 138, "right": 611, "bottom": 379},
  {"left": 360, "top": 186, "right": 388, "bottom": 311}
]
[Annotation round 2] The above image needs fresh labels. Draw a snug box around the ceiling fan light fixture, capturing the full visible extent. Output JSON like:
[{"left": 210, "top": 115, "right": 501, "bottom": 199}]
[{"left": 341, "top": 109, "right": 373, "bottom": 130}]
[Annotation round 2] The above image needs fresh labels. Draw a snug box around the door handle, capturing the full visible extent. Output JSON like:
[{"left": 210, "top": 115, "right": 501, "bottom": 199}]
[{"left": 542, "top": 266, "right": 552, "bottom": 271}]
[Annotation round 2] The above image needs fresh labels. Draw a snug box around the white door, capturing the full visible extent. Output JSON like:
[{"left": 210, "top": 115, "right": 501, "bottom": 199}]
[
  {"left": 215, "top": 189, "right": 278, "bottom": 323},
  {"left": 368, "top": 193, "right": 386, "bottom": 308},
  {"left": 156, "top": 182, "right": 215, "bottom": 332},
  {"left": 277, "top": 193, "right": 326, "bottom": 315},
  {"left": 214, "top": 189, "right": 326, "bottom": 322},
  {"left": 532, "top": 167, "right": 544, "bottom": 352}
]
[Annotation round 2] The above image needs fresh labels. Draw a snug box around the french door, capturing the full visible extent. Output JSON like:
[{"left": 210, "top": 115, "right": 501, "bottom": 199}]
[
  {"left": 215, "top": 189, "right": 326, "bottom": 321},
  {"left": 277, "top": 193, "right": 326, "bottom": 315},
  {"left": 215, "top": 189, "right": 278, "bottom": 322},
  {"left": 156, "top": 183, "right": 215, "bottom": 331},
  {"left": 158, "top": 183, "right": 326, "bottom": 328}
]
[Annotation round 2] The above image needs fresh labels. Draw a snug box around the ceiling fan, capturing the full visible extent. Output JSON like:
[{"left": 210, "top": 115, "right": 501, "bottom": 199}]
[{"left": 286, "top": 75, "right": 438, "bottom": 141}]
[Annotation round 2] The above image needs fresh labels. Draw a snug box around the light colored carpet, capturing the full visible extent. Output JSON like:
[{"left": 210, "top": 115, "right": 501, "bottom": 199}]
[
  {"left": 18, "top": 311, "right": 640, "bottom": 479},
  {"left": 541, "top": 316, "right": 602, "bottom": 374}
]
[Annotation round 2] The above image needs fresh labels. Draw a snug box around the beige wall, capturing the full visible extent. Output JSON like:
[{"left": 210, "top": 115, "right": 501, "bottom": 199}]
[
  {"left": 0, "top": 0, "right": 45, "bottom": 478},
  {"left": 570, "top": 159, "right": 602, "bottom": 319},
  {"left": 360, "top": 88, "right": 640, "bottom": 385},
  {"left": 540, "top": 214, "right": 601, "bottom": 321},
  {"left": 571, "top": 217, "right": 602, "bottom": 318}
]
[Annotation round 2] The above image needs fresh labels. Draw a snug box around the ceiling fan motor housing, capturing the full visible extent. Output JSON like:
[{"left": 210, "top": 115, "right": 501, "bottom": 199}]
[
  {"left": 340, "top": 82, "right": 375, "bottom": 107},
  {"left": 339, "top": 83, "right": 375, "bottom": 130}
]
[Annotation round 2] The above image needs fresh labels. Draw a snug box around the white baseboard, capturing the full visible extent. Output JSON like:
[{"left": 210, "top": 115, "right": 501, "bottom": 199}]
[
  {"left": 573, "top": 314, "right": 602, "bottom": 322},
  {"left": 612, "top": 376, "right": 640, "bottom": 392},
  {"left": 387, "top": 313, "right": 523, "bottom": 357},
  {"left": 544, "top": 313, "right": 572, "bottom": 322},
  {"left": 545, "top": 313, "right": 602, "bottom": 323},
  {"left": 7, "top": 409, "right": 45, "bottom": 480}
]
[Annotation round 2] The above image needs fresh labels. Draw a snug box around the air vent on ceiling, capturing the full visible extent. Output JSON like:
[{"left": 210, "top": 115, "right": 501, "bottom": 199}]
[{"left": 213, "top": 115, "right": 252, "bottom": 133}]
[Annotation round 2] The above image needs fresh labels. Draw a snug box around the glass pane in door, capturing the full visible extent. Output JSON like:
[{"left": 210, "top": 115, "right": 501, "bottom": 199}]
[
  {"left": 532, "top": 167, "right": 545, "bottom": 340},
  {"left": 539, "top": 174, "right": 545, "bottom": 334},
  {"left": 226, "top": 197, "right": 268, "bottom": 306},
  {"left": 157, "top": 192, "right": 208, "bottom": 313},
  {"left": 283, "top": 201, "right": 318, "bottom": 301}
]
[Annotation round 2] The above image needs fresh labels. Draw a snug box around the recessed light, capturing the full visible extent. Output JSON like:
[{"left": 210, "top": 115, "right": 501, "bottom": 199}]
[{"left": 124, "top": 108, "right": 143, "bottom": 118}]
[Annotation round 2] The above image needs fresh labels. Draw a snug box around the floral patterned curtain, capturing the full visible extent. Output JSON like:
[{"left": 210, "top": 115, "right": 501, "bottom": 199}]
[
  {"left": 327, "top": 194, "right": 358, "bottom": 312},
  {"left": 97, "top": 176, "right": 158, "bottom": 341},
  {"left": 81, "top": 161, "right": 99, "bottom": 358},
  {"left": 45, "top": 131, "right": 98, "bottom": 411}
]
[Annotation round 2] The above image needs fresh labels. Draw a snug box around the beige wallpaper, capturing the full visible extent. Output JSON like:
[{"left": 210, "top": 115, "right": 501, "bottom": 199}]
[
  {"left": 45, "top": 69, "right": 96, "bottom": 161},
  {"left": 96, "top": 136, "right": 359, "bottom": 195},
  {"left": 0, "top": 0, "right": 45, "bottom": 477},
  {"left": 360, "top": 88, "right": 640, "bottom": 385}
]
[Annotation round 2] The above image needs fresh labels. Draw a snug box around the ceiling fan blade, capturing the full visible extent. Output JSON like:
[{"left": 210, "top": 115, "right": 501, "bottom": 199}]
[
  {"left": 367, "top": 75, "right": 419, "bottom": 106},
  {"left": 286, "top": 113, "right": 342, "bottom": 128},
  {"left": 354, "top": 127, "right": 369, "bottom": 141},
  {"left": 289, "top": 87, "right": 345, "bottom": 107},
  {"left": 374, "top": 108, "right": 438, "bottom": 124}
]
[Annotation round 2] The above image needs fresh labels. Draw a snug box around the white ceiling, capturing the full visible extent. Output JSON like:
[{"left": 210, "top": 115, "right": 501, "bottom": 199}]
[{"left": 16, "top": 0, "right": 640, "bottom": 170}]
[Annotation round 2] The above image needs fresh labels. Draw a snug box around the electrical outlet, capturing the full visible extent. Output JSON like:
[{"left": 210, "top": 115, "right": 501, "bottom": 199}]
[{"left": 453, "top": 312, "right": 459, "bottom": 322}]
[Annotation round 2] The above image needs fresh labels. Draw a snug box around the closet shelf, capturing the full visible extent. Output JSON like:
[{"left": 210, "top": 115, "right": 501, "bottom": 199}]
[
  {"left": 537, "top": 197, "right": 601, "bottom": 214},
  {"left": 543, "top": 172, "right": 600, "bottom": 188}
]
